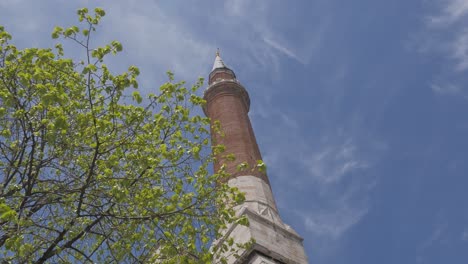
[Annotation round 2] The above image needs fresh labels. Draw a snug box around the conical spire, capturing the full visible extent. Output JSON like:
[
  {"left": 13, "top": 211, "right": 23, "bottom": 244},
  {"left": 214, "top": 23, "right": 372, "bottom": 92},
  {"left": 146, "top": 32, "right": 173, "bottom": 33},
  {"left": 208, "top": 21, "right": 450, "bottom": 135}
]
[{"left": 212, "top": 49, "right": 227, "bottom": 70}]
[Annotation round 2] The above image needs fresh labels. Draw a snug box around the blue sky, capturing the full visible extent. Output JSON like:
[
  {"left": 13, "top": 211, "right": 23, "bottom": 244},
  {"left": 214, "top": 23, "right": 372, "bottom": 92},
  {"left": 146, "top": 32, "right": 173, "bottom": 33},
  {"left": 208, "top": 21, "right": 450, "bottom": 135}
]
[{"left": 2, "top": 1, "right": 468, "bottom": 263}]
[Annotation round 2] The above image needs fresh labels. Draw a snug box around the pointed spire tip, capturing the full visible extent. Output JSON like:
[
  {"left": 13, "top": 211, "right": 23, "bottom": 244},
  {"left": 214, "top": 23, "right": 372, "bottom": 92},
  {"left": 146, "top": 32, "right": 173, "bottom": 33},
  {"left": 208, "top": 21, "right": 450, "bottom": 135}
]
[{"left": 212, "top": 49, "right": 227, "bottom": 71}]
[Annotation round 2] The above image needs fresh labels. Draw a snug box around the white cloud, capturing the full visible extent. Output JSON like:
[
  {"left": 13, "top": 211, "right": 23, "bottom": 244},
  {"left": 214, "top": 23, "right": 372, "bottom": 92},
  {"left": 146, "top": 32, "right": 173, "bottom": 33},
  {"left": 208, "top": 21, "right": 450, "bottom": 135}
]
[
  {"left": 428, "top": 0, "right": 468, "bottom": 26},
  {"left": 452, "top": 30, "right": 468, "bottom": 71},
  {"left": 301, "top": 203, "right": 368, "bottom": 239},
  {"left": 261, "top": 113, "right": 380, "bottom": 240},
  {"left": 301, "top": 140, "right": 369, "bottom": 185},
  {"left": 100, "top": 2, "right": 214, "bottom": 83},
  {"left": 220, "top": 0, "right": 326, "bottom": 72},
  {"left": 419, "top": 0, "right": 468, "bottom": 98},
  {"left": 430, "top": 83, "right": 463, "bottom": 95},
  {"left": 422, "top": 224, "right": 446, "bottom": 248},
  {"left": 462, "top": 228, "right": 468, "bottom": 241},
  {"left": 423, "top": 0, "right": 468, "bottom": 72},
  {"left": 263, "top": 37, "right": 304, "bottom": 64},
  {"left": 0, "top": 1, "right": 215, "bottom": 87},
  {"left": 417, "top": 221, "right": 448, "bottom": 263},
  {"left": 0, "top": 0, "right": 328, "bottom": 83},
  {"left": 224, "top": 0, "right": 258, "bottom": 17},
  {"left": 0, "top": 0, "right": 57, "bottom": 41},
  {"left": 295, "top": 139, "right": 373, "bottom": 239}
]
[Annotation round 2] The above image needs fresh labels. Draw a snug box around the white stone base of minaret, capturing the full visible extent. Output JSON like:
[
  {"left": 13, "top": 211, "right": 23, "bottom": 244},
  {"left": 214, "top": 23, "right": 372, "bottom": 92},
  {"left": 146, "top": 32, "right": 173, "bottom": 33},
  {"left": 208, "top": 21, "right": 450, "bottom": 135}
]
[
  {"left": 249, "top": 254, "right": 281, "bottom": 264},
  {"left": 214, "top": 176, "right": 308, "bottom": 264}
]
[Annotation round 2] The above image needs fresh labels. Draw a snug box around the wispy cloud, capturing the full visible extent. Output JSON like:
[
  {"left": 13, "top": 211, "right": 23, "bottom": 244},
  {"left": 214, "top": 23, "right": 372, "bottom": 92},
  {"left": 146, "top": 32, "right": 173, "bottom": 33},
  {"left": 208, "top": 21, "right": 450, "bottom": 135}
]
[
  {"left": 462, "top": 229, "right": 468, "bottom": 241},
  {"left": 263, "top": 37, "right": 304, "bottom": 64},
  {"left": 427, "top": 0, "right": 468, "bottom": 26},
  {"left": 224, "top": 0, "right": 261, "bottom": 18},
  {"left": 101, "top": 2, "right": 214, "bottom": 84},
  {"left": 260, "top": 108, "right": 382, "bottom": 241},
  {"left": 220, "top": 0, "right": 326, "bottom": 73},
  {"left": 430, "top": 83, "right": 463, "bottom": 96},
  {"left": 294, "top": 138, "right": 376, "bottom": 240},
  {"left": 0, "top": 1, "right": 215, "bottom": 87},
  {"left": 419, "top": 0, "right": 468, "bottom": 97},
  {"left": 421, "top": 223, "right": 446, "bottom": 249},
  {"left": 423, "top": 0, "right": 468, "bottom": 71},
  {"left": 300, "top": 139, "right": 369, "bottom": 185},
  {"left": 452, "top": 30, "right": 468, "bottom": 71},
  {"left": 416, "top": 220, "right": 448, "bottom": 263},
  {"left": 301, "top": 201, "right": 369, "bottom": 239}
]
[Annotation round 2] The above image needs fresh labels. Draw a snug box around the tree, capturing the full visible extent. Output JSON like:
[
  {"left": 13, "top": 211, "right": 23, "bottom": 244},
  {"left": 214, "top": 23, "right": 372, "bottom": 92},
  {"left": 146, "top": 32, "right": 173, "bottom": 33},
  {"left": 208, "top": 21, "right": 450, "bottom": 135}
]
[{"left": 0, "top": 8, "right": 245, "bottom": 263}]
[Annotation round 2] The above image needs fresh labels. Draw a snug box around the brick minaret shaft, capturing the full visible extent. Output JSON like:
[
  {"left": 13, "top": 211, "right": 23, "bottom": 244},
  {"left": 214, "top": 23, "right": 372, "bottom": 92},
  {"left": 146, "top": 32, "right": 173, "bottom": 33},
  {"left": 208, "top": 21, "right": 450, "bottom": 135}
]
[{"left": 203, "top": 52, "right": 269, "bottom": 185}]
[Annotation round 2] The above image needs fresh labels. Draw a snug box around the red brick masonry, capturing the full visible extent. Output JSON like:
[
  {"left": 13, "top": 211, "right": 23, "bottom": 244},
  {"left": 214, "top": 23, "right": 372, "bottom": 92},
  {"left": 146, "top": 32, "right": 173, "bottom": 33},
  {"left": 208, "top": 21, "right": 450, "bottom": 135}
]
[{"left": 204, "top": 71, "right": 270, "bottom": 185}]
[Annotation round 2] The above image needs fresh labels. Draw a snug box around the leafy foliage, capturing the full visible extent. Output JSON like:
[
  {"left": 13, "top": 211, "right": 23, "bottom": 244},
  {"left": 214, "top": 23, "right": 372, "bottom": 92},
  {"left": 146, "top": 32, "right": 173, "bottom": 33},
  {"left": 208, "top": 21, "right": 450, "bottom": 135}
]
[{"left": 0, "top": 8, "right": 245, "bottom": 263}]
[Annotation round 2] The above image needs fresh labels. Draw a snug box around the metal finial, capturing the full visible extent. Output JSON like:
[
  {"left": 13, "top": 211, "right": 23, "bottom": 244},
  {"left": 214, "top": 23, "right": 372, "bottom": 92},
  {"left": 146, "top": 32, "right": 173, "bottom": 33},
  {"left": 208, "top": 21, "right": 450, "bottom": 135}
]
[{"left": 216, "top": 48, "right": 220, "bottom": 57}]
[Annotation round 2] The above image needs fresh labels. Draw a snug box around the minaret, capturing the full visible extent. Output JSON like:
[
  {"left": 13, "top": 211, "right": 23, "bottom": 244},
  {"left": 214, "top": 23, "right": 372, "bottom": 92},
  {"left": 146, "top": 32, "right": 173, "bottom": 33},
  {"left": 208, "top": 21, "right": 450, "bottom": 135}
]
[{"left": 204, "top": 51, "right": 308, "bottom": 264}]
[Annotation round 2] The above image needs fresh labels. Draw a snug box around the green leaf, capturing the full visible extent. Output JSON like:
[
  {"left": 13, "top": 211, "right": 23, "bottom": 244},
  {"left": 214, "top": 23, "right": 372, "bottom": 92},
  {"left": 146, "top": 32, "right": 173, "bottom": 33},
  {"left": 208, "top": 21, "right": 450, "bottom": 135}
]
[
  {"left": 95, "top": 7, "right": 106, "bottom": 17},
  {"left": 256, "top": 160, "right": 267, "bottom": 173},
  {"left": 132, "top": 91, "right": 142, "bottom": 103},
  {"left": 237, "top": 162, "right": 249, "bottom": 172}
]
